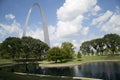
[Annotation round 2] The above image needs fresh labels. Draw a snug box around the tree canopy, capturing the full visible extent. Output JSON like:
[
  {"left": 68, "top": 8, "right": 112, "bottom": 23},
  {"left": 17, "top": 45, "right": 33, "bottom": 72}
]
[
  {"left": 46, "top": 42, "right": 75, "bottom": 63},
  {"left": 46, "top": 47, "right": 63, "bottom": 62},
  {"left": 80, "top": 33, "right": 120, "bottom": 56},
  {"left": 61, "top": 42, "right": 75, "bottom": 59},
  {"left": 0, "top": 37, "right": 49, "bottom": 59}
]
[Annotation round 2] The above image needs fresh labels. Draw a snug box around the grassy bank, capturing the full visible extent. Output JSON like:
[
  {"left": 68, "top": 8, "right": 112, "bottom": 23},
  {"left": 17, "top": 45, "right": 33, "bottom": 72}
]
[
  {"left": 0, "top": 71, "right": 71, "bottom": 80},
  {"left": 0, "top": 59, "right": 13, "bottom": 64},
  {"left": 82, "top": 55, "right": 120, "bottom": 61},
  {"left": 38, "top": 55, "right": 120, "bottom": 67},
  {"left": 0, "top": 71, "right": 101, "bottom": 80},
  {"left": 0, "top": 55, "right": 120, "bottom": 67}
]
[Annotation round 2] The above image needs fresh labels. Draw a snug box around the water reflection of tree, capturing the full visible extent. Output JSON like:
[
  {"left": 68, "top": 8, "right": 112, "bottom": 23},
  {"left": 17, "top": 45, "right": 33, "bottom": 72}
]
[
  {"left": 42, "top": 67, "right": 74, "bottom": 76},
  {"left": 76, "top": 62, "right": 120, "bottom": 80}
]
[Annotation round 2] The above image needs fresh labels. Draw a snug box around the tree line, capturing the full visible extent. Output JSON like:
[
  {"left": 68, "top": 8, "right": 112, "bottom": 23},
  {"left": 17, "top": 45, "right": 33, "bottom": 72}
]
[
  {"left": 0, "top": 36, "right": 75, "bottom": 62},
  {"left": 0, "top": 33, "right": 119, "bottom": 62},
  {"left": 80, "top": 34, "right": 120, "bottom": 56},
  {"left": 0, "top": 37, "right": 49, "bottom": 59}
]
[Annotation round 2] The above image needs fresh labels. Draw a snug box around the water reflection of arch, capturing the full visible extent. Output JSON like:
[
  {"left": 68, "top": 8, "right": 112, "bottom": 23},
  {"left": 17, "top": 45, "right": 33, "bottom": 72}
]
[{"left": 23, "top": 3, "right": 50, "bottom": 46}]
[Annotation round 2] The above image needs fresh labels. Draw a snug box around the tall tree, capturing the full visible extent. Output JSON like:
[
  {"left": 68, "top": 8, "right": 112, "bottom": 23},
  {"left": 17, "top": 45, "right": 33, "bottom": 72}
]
[
  {"left": 77, "top": 51, "right": 82, "bottom": 59},
  {"left": 93, "top": 38, "right": 105, "bottom": 55},
  {"left": 80, "top": 41, "right": 91, "bottom": 56},
  {"left": 0, "top": 43, "right": 2, "bottom": 58},
  {"left": 46, "top": 47, "right": 62, "bottom": 63},
  {"left": 0, "top": 37, "right": 22, "bottom": 59},
  {"left": 61, "top": 42, "right": 75, "bottom": 59},
  {"left": 22, "top": 37, "right": 49, "bottom": 59},
  {"left": 103, "top": 34, "right": 120, "bottom": 54}
]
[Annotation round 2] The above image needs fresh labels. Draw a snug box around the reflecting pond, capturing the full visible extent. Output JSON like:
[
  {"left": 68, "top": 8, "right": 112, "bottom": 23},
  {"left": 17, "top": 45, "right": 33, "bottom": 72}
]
[{"left": 0, "top": 61, "right": 120, "bottom": 80}]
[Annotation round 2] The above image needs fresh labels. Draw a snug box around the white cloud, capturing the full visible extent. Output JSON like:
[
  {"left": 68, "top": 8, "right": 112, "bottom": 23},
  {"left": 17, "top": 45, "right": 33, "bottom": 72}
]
[
  {"left": 81, "top": 27, "right": 89, "bottom": 35},
  {"left": 0, "top": 20, "right": 22, "bottom": 36},
  {"left": 91, "top": 5, "right": 101, "bottom": 15},
  {"left": 92, "top": 10, "right": 113, "bottom": 25},
  {"left": 55, "top": 20, "right": 82, "bottom": 38},
  {"left": 101, "top": 14, "right": 120, "bottom": 34},
  {"left": 71, "top": 40, "right": 80, "bottom": 50},
  {"left": 115, "top": 6, "right": 120, "bottom": 14},
  {"left": 48, "top": 25, "right": 56, "bottom": 41},
  {"left": 5, "top": 13, "right": 15, "bottom": 20},
  {"left": 94, "top": 5, "right": 101, "bottom": 12},
  {"left": 46, "top": 0, "right": 101, "bottom": 47},
  {"left": 0, "top": 14, "right": 22, "bottom": 38},
  {"left": 26, "top": 25, "right": 56, "bottom": 43},
  {"left": 91, "top": 6, "right": 120, "bottom": 34},
  {"left": 55, "top": 0, "right": 97, "bottom": 38},
  {"left": 57, "top": 0, "right": 97, "bottom": 21},
  {"left": 26, "top": 28, "right": 44, "bottom": 41}
]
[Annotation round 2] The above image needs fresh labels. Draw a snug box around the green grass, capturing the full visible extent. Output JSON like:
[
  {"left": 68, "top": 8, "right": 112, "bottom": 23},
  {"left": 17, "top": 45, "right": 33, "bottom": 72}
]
[
  {"left": 0, "top": 71, "right": 100, "bottom": 80},
  {"left": 0, "top": 59, "right": 13, "bottom": 64},
  {"left": 0, "top": 55, "right": 120, "bottom": 67},
  {"left": 36, "top": 55, "right": 120, "bottom": 67},
  {"left": 82, "top": 55, "right": 120, "bottom": 61}
]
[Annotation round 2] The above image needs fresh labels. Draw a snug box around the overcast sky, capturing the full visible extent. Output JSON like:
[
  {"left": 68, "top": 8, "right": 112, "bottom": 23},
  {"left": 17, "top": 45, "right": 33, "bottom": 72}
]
[{"left": 0, "top": 0, "right": 120, "bottom": 50}]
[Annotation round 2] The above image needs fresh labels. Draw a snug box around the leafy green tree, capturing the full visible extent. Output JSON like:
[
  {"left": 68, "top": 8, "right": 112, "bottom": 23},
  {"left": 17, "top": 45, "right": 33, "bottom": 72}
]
[
  {"left": 104, "top": 47, "right": 110, "bottom": 55},
  {"left": 0, "top": 43, "right": 2, "bottom": 58},
  {"left": 103, "top": 34, "right": 120, "bottom": 54},
  {"left": 90, "top": 39, "right": 99, "bottom": 55},
  {"left": 0, "top": 37, "right": 22, "bottom": 59},
  {"left": 77, "top": 51, "right": 82, "bottom": 59},
  {"left": 34, "top": 39, "right": 49, "bottom": 59},
  {"left": 21, "top": 37, "right": 33, "bottom": 59},
  {"left": 61, "top": 42, "right": 75, "bottom": 59},
  {"left": 46, "top": 47, "right": 63, "bottom": 63},
  {"left": 80, "top": 33, "right": 120, "bottom": 56},
  {"left": 22, "top": 37, "right": 49, "bottom": 59},
  {"left": 0, "top": 36, "right": 49, "bottom": 60},
  {"left": 94, "top": 38, "right": 105, "bottom": 55},
  {"left": 80, "top": 41, "right": 91, "bottom": 56}
]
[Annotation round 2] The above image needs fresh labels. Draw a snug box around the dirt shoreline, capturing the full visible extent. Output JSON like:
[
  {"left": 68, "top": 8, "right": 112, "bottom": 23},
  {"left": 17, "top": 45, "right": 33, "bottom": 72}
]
[{"left": 38, "top": 60, "right": 120, "bottom": 68}]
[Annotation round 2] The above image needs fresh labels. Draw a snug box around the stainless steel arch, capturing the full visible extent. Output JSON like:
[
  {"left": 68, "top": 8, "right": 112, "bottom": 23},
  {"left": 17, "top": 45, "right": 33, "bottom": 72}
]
[{"left": 22, "top": 3, "right": 50, "bottom": 46}]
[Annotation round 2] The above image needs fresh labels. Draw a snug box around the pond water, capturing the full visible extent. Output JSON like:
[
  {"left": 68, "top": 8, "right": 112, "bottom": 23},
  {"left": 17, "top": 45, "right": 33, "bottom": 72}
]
[{"left": 0, "top": 61, "right": 120, "bottom": 80}]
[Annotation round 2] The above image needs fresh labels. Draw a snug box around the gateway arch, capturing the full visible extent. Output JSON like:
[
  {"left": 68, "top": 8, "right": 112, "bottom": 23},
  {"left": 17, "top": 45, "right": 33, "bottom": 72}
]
[{"left": 22, "top": 3, "right": 50, "bottom": 46}]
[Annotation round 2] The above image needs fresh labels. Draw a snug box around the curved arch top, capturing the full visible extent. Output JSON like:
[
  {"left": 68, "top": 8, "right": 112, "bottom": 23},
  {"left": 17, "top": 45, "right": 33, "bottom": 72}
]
[{"left": 22, "top": 3, "right": 50, "bottom": 46}]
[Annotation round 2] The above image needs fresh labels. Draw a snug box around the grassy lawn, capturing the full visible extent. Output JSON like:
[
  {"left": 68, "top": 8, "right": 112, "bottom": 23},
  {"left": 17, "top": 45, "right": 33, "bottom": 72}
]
[
  {"left": 0, "top": 59, "right": 13, "bottom": 64},
  {"left": 82, "top": 55, "right": 120, "bottom": 61},
  {"left": 1, "top": 55, "right": 120, "bottom": 66},
  {"left": 38, "top": 55, "right": 120, "bottom": 67}
]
